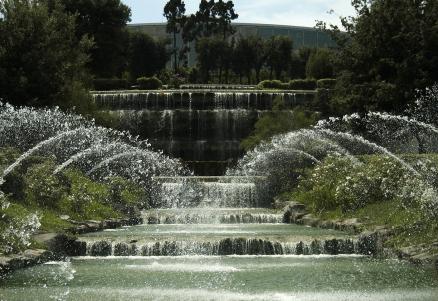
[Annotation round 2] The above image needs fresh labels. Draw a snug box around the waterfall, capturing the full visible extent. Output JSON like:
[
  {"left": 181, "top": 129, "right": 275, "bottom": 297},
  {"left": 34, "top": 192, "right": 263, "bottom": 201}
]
[{"left": 80, "top": 237, "right": 358, "bottom": 257}]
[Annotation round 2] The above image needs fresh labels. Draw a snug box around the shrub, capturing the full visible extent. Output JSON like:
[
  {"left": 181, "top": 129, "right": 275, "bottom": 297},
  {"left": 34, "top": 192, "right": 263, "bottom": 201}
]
[
  {"left": 0, "top": 199, "right": 40, "bottom": 254},
  {"left": 258, "top": 80, "right": 284, "bottom": 89},
  {"left": 137, "top": 76, "right": 163, "bottom": 90},
  {"left": 317, "top": 78, "right": 337, "bottom": 89},
  {"left": 306, "top": 49, "right": 334, "bottom": 79},
  {"left": 92, "top": 79, "right": 129, "bottom": 91},
  {"left": 288, "top": 79, "right": 317, "bottom": 90}
]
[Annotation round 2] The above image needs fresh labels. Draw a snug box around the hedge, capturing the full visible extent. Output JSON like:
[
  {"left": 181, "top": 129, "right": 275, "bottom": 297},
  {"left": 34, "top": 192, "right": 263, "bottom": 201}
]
[
  {"left": 317, "top": 78, "right": 337, "bottom": 89},
  {"left": 258, "top": 79, "right": 317, "bottom": 90},
  {"left": 137, "top": 76, "right": 163, "bottom": 90}
]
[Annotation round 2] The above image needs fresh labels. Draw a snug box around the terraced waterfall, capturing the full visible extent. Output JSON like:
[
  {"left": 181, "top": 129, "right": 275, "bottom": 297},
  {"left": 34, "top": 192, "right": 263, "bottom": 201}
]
[{"left": 1, "top": 93, "right": 438, "bottom": 301}]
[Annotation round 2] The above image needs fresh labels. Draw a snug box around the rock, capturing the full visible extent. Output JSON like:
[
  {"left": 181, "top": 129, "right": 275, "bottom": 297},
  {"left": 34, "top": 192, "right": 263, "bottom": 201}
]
[
  {"left": 297, "top": 214, "right": 320, "bottom": 227},
  {"left": 147, "top": 216, "right": 160, "bottom": 225},
  {"left": 283, "top": 202, "right": 307, "bottom": 223},
  {"left": 357, "top": 231, "right": 380, "bottom": 256},
  {"left": 0, "top": 249, "right": 50, "bottom": 275},
  {"left": 340, "top": 218, "right": 363, "bottom": 233},
  {"left": 59, "top": 215, "right": 70, "bottom": 220},
  {"left": 90, "top": 241, "right": 112, "bottom": 256},
  {"left": 324, "top": 239, "right": 340, "bottom": 255}
]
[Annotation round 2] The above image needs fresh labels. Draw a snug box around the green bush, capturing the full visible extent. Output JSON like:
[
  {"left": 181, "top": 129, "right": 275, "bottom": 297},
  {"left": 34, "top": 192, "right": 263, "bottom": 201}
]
[
  {"left": 317, "top": 78, "right": 337, "bottom": 89},
  {"left": 257, "top": 80, "right": 284, "bottom": 89},
  {"left": 24, "top": 162, "right": 66, "bottom": 209},
  {"left": 137, "top": 76, "right": 163, "bottom": 90},
  {"left": 0, "top": 199, "right": 40, "bottom": 254},
  {"left": 293, "top": 155, "right": 424, "bottom": 213},
  {"left": 288, "top": 79, "right": 317, "bottom": 90},
  {"left": 92, "top": 79, "right": 129, "bottom": 91},
  {"left": 306, "top": 48, "right": 334, "bottom": 79}
]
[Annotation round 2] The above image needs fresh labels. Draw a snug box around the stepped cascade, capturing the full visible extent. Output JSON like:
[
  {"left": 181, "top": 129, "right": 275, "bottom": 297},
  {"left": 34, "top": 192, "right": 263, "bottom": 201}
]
[
  {"left": 92, "top": 89, "right": 316, "bottom": 175},
  {"left": 2, "top": 103, "right": 438, "bottom": 300}
]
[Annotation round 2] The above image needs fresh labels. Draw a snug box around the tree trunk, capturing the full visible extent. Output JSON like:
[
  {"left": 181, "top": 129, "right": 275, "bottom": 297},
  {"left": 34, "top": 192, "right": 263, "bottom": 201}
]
[{"left": 173, "top": 30, "right": 178, "bottom": 74}]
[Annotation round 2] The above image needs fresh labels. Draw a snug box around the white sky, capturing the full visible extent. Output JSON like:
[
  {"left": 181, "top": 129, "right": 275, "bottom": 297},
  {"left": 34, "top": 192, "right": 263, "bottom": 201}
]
[{"left": 123, "top": 0, "right": 356, "bottom": 28}]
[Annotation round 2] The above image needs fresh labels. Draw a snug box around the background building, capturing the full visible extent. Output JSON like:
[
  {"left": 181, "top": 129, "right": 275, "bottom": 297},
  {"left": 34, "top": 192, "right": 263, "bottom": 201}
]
[{"left": 128, "top": 22, "right": 335, "bottom": 67}]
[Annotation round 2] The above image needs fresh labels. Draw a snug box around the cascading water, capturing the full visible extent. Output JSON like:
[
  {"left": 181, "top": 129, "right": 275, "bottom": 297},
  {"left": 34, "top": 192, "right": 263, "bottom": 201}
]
[
  {"left": 2, "top": 101, "right": 438, "bottom": 300},
  {"left": 91, "top": 89, "right": 316, "bottom": 175}
]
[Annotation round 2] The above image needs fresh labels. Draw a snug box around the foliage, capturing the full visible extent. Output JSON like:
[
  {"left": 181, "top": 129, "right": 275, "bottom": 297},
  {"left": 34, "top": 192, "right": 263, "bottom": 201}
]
[
  {"left": 318, "top": 0, "right": 438, "bottom": 113},
  {"left": 0, "top": 200, "right": 40, "bottom": 254},
  {"left": 258, "top": 80, "right": 285, "bottom": 90},
  {"left": 406, "top": 84, "right": 438, "bottom": 126},
  {"left": 60, "top": 0, "right": 131, "bottom": 78},
  {"left": 163, "top": 0, "right": 186, "bottom": 73},
  {"left": 241, "top": 97, "right": 318, "bottom": 151},
  {"left": 317, "top": 78, "right": 337, "bottom": 89},
  {"left": 266, "top": 36, "right": 293, "bottom": 80},
  {"left": 128, "top": 32, "right": 169, "bottom": 80},
  {"left": 293, "top": 155, "right": 438, "bottom": 219},
  {"left": 92, "top": 79, "right": 129, "bottom": 91},
  {"left": 257, "top": 79, "right": 317, "bottom": 90},
  {"left": 288, "top": 79, "right": 317, "bottom": 90},
  {"left": 137, "top": 76, "right": 163, "bottom": 90},
  {"left": 306, "top": 48, "right": 334, "bottom": 79},
  {"left": 0, "top": 0, "right": 92, "bottom": 107}
]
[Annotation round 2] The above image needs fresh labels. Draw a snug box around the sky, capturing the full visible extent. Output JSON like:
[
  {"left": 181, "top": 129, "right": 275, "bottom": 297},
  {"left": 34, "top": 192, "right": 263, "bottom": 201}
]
[{"left": 123, "top": 0, "right": 356, "bottom": 28}]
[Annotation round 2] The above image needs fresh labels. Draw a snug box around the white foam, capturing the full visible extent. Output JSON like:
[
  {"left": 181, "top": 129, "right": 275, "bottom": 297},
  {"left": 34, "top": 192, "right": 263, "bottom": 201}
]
[{"left": 125, "top": 262, "right": 240, "bottom": 273}]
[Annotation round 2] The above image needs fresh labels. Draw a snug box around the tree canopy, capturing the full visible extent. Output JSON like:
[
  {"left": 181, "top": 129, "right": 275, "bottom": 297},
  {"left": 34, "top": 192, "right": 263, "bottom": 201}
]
[
  {"left": 319, "top": 0, "right": 438, "bottom": 114},
  {"left": 0, "top": 0, "right": 92, "bottom": 107},
  {"left": 60, "top": 0, "right": 131, "bottom": 78}
]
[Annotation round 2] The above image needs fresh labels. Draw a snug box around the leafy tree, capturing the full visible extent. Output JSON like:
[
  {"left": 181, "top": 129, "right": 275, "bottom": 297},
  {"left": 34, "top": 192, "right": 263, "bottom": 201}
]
[
  {"left": 247, "top": 36, "right": 268, "bottom": 83},
  {"left": 195, "top": 37, "right": 220, "bottom": 82},
  {"left": 60, "top": 0, "right": 131, "bottom": 78},
  {"left": 306, "top": 48, "right": 334, "bottom": 79},
  {"left": 232, "top": 37, "right": 255, "bottom": 84},
  {"left": 0, "top": 0, "right": 92, "bottom": 107},
  {"left": 128, "top": 32, "right": 169, "bottom": 80},
  {"left": 163, "top": 0, "right": 186, "bottom": 73},
  {"left": 318, "top": 0, "right": 438, "bottom": 113},
  {"left": 266, "top": 36, "right": 293, "bottom": 80},
  {"left": 212, "top": 0, "right": 238, "bottom": 39}
]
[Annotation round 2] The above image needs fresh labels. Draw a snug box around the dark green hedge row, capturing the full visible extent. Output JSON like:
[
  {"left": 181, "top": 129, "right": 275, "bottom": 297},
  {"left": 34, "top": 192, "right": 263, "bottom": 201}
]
[
  {"left": 258, "top": 79, "right": 337, "bottom": 90},
  {"left": 258, "top": 79, "right": 318, "bottom": 90},
  {"left": 137, "top": 76, "right": 163, "bottom": 90}
]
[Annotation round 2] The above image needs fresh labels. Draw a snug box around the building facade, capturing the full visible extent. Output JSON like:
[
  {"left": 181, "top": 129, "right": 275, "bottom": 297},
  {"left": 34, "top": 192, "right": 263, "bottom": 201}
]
[{"left": 128, "top": 22, "right": 335, "bottom": 67}]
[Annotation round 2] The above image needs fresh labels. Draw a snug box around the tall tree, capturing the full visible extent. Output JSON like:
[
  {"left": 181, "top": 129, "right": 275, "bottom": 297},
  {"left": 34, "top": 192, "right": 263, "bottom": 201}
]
[
  {"left": 60, "top": 0, "right": 131, "bottom": 78},
  {"left": 0, "top": 0, "right": 92, "bottom": 107},
  {"left": 306, "top": 48, "right": 334, "bottom": 79},
  {"left": 128, "top": 32, "right": 169, "bottom": 80},
  {"left": 163, "top": 0, "right": 186, "bottom": 74},
  {"left": 318, "top": 0, "right": 438, "bottom": 113},
  {"left": 266, "top": 36, "right": 293, "bottom": 80},
  {"left": 232, "top": 37, "right": 255, "bottom": 84},
  {"left": 212, "top": 0, "right": 238, "bottom": 39}
]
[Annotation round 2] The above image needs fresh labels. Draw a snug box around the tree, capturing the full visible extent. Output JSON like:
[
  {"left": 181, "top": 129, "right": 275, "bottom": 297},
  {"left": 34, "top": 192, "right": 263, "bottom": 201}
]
[
  {"left": 0, "top": 0, "right": 92, "bottom": 107},
  {"left": 164, "top": 0, "right": 186, "bottom": 73},
  {"left": 60, "top": 0, "right": 131, "bottom": 78},
  {"left": 266, "top": 36, "right": 293, "bottom": 80},
  {"left": 212, "top": 0, "right": 238, "bottom": 39},
  {"left": 318, "top": 0, "right": 438, "bottom": 113},
  {"left": 247, "top": 36, "right": 268, "bottom": 84},
  {"left": 306, "top": 48, "right": 334, "bottom": 79},
  {"left": 232, "top": 37, "right": 255, "bottom": 84},
  {"left": 127, "top": 32, "right": 169, "bottom": 80},
  {"left": 195, "top": 37, "right": 220, "bottom": 82}
]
